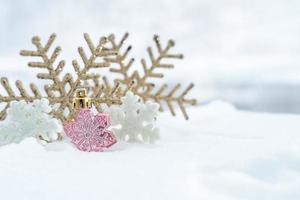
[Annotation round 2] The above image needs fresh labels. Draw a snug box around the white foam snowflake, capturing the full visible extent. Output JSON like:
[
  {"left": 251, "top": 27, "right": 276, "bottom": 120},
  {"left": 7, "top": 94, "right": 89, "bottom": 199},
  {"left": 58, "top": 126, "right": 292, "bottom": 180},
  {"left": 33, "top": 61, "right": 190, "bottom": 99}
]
[
  {"left": 107, "top": 91, "right": 160, "bottom": 143},
  {"left": 0, "top": 99, "right": 62, "bottom": 145}
]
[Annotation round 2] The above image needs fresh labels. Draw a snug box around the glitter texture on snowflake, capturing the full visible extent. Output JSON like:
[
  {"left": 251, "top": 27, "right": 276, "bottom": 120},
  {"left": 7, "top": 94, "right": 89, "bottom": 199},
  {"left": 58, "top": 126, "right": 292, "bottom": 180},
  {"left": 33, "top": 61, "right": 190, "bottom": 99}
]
[
  {"left": 107, "top": 91, "right": 160, "bottom": 143},
  {"left": 64, "top": 109, "right": 117, "bottom": 152},
  {"left": 0, "top": 33, "right": 122, "bottom": 123},
  {"left": 0, "top": 33, "right": 197, "bottom": 125},
  {"left": 106, "top": 33, "right": 197, "bottom": 119}
]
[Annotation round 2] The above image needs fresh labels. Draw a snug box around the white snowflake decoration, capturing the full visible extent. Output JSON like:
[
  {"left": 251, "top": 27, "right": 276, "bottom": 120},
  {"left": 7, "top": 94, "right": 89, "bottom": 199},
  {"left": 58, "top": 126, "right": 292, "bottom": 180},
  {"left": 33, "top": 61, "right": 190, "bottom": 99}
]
[
  {"left": 0, "top": 99, "right": 62, "bottom": 145},
  {"left": 107, "top": 91, "right": 160, "bottom": 143}
]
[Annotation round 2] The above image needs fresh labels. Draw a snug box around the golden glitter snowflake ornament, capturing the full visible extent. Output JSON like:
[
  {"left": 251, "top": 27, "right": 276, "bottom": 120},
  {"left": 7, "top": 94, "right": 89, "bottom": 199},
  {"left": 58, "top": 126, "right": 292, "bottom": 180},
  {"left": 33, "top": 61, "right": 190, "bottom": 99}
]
[
  {"left": 105, "top": 33, "right": 197, "bottom": 119},
  {"left": 0, "top": 33, "right": 122, "bottom": 122},
  {"left": 0, "top": 33, "right": 197, "bottom": 122}
]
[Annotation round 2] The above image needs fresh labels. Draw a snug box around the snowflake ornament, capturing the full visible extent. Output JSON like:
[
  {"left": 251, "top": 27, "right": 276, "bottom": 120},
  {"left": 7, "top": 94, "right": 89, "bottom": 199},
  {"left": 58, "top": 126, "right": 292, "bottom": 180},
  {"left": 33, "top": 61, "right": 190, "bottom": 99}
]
[
  {"left": 64, "top": 109, "right": 117, "bottom": 152},
  {"left": 0, "top": 99, "right": 62, "bottom": 145},
  {"left": 0, "top": 33, "right": 197, "bottom": 123},
  {"left": 107, "top": 91, "right": 160, "bottom": 143}
]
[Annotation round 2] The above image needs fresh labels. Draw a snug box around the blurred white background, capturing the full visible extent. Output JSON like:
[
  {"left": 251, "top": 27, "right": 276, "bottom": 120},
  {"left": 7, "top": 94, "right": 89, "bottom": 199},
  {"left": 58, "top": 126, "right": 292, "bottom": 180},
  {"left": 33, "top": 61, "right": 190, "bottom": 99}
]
[{"left": 1, "top": 0, "right": 300, "bottom": 113}]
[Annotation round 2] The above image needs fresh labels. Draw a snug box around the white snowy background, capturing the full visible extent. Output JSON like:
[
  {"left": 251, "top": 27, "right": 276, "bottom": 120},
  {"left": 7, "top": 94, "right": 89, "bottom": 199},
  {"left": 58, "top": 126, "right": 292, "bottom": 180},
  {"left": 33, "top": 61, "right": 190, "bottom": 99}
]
[{"left": 0, "top": 0, "right": 300, "bottom": 199}]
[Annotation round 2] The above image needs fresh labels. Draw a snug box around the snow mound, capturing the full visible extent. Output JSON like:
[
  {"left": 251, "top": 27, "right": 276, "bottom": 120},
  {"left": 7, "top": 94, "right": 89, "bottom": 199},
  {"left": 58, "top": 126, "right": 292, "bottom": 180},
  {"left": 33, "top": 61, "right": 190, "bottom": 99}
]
[{"left": 0, "top": 101, "right": 299, "bottom": 200}]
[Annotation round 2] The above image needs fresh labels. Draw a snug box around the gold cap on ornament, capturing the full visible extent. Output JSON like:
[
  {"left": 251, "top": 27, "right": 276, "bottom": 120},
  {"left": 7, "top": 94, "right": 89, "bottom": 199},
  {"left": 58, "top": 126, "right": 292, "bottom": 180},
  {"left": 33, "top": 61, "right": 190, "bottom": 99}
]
[{"left": 73, "top": 88, "right": 92, "bottom": 109}]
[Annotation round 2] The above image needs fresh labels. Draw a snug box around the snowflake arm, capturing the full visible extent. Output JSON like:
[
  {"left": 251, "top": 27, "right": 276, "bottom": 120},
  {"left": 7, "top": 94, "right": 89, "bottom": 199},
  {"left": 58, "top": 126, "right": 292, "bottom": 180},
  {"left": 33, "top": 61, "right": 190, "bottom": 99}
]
[{"left": 0, "top": 77, "right": 42, "bottom": 120}]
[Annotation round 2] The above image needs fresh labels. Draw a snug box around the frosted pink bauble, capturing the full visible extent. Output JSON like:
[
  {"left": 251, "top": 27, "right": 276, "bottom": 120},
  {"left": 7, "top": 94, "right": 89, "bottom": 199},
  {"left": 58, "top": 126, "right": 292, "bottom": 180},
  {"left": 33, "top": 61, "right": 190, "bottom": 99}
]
[{"left": 64, "top": 109, "right": 117, "bottom": 152}]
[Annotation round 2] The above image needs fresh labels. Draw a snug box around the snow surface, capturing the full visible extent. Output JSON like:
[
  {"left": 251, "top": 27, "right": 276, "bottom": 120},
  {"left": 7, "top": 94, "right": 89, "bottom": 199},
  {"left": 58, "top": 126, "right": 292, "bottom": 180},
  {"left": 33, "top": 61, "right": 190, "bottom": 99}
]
[{"left": 0, "top": 102, "right": 299, "bottom": 200}]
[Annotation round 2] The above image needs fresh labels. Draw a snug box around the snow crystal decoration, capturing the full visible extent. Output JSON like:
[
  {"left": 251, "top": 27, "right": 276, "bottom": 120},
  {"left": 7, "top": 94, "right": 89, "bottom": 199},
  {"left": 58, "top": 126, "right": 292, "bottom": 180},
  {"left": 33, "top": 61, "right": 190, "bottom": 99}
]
[
  {"left": 107, "top": 91, "right": 160, "bottom": 143},
  {"left": 64, "top": 109, "right": 117, "bottom": 152},
  {"left": 0, "top": 33, "right": 197, "bottom": 123},
  {"left": 0, "top": 99, "right": 62, "bottom": 145}
]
